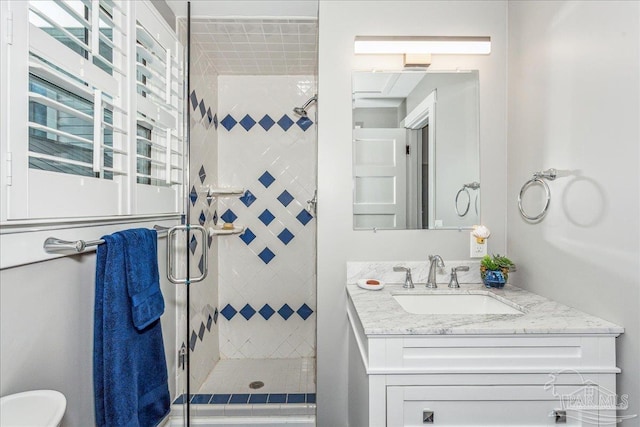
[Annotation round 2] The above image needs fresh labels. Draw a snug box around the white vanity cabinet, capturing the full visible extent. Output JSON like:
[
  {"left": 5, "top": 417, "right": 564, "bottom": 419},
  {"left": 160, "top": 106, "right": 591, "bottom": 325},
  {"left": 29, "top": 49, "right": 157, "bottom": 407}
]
[{"left": 346, "top": 286, "right": 623, "bottom": 427}]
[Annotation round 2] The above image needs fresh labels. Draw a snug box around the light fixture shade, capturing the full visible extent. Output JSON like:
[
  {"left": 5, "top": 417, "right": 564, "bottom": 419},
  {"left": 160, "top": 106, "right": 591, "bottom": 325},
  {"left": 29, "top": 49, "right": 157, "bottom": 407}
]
[{"left": 354, "top": 36, "right": 491, "bottom": 55}]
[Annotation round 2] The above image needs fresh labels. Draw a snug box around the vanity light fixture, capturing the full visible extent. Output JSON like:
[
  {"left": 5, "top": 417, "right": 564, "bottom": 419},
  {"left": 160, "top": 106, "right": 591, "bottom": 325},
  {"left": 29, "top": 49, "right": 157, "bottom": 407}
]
[{"left": 354, "top": 36, "right": 491, "bottom": 55}]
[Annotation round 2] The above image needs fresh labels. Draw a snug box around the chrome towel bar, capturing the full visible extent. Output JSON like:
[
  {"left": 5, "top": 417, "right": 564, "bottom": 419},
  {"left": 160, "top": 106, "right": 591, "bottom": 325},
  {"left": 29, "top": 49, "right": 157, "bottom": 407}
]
[{"left": 43, "top": 225, "right": 171, "bottom": 253}]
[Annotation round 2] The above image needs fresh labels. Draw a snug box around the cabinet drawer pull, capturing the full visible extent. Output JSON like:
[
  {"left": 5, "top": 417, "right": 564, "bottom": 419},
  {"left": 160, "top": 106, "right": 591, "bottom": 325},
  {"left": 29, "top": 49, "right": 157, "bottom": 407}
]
[
  {"left": 423, "top": 410, "right": 434, "bottom": 424},
  {"left": 554, "top": 410, "right": 567, "bottom": 423}
]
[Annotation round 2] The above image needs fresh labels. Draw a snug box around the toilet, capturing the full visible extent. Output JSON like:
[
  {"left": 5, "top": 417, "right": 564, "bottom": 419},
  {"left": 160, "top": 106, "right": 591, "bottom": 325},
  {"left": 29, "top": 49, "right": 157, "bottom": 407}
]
[{"left": 0, "top": 390, "right": 66, "bottom": 427}]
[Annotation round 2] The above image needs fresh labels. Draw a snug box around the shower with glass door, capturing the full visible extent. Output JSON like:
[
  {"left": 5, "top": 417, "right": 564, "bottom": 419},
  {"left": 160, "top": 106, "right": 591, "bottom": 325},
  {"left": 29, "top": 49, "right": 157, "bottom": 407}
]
[{"left": 169, "top": 1, "right": 318, "bottom": 425}]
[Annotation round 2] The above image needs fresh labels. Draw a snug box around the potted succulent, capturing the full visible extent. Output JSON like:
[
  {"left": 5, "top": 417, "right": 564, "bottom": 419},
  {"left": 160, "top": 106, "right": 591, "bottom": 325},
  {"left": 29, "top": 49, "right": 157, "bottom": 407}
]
[{"left": 480, "top": 254, "right": 515, "bottom": 288}]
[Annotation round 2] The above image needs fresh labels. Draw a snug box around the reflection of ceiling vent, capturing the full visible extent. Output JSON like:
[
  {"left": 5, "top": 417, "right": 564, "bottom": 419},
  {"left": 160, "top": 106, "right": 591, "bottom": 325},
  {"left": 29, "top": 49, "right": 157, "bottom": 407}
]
[{"left": 404, "top": 53, "right": 431, "bottom": 68}]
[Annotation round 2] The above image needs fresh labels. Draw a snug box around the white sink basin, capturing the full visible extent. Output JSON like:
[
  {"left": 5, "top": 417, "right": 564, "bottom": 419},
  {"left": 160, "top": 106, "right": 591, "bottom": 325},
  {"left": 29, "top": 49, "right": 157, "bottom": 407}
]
[
  {"left": 393, "top": 293, "right": 524, "bottom": 315},
  {"left": 0, "top": 390, "right": 66, "bottom": 427}
]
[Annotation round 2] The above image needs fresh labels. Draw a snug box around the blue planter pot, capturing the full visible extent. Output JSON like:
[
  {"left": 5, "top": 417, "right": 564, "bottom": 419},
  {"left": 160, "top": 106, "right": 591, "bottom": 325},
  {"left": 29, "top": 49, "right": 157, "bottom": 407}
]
[{"left": 482, "top": 270, "right": 506, "bottom": 288}]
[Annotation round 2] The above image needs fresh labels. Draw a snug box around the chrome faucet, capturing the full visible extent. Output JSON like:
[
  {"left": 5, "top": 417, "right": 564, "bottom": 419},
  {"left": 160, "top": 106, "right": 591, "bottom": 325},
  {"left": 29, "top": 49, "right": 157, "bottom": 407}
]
[
  {"left": 426, "top": 255, "right": 445, "bottom": 288},
  {"left": 393, "top": 266, "right": 414, "bottom": 289}
]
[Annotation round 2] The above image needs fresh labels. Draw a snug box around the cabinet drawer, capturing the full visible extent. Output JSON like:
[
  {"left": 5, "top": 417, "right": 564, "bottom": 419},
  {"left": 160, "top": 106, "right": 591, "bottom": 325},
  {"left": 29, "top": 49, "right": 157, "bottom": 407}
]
[{"left": 387, "top": 385, "right": 596, "bottom": 426}]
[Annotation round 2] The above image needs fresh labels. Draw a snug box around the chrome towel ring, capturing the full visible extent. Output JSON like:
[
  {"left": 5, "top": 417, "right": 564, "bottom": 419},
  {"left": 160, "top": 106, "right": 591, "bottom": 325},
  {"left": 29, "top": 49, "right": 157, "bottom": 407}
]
[
  {"left": 455, "top": 182, "right": 480, "bottom": 217},
  {"left": 518, "top": 168, "right": 558, "bottom": 221}
]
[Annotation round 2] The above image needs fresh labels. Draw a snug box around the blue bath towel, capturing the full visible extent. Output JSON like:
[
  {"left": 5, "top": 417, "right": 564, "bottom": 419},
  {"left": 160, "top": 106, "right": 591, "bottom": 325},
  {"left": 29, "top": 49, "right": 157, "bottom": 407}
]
[{"left": 94, "top": 229, "right": 170, "bottom": 427}]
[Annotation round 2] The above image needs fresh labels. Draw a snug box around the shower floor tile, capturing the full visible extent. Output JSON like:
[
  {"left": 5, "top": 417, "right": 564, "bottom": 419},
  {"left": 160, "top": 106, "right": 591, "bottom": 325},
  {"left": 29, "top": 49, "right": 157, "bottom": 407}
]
[{"left": 198, "top": 358, "right": 315, "bottom": 394}]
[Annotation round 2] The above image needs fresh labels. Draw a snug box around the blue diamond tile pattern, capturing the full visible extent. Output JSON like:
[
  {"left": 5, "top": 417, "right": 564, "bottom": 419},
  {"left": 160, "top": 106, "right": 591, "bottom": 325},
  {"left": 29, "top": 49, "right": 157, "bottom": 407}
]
[
  {"left": 221, "top": 114, "right": 237, "bottom": 131},
  {"left": 297, "top": 303, "right": 314, "bottom": 320},
  {"left": 258, "top": 171, "right": 275, "bottom": 188},
  {"left": 297, "top": 209, "right": 313, "bottom": 226},
  {"left": 198, "top": 254, "right": 204, "bottom": 274},
  {"left": 189, "top": 330, "right": 197, "bottom": 351},
  {"left": 199, "top": 165, "right": 207, "bottom": 183},
  {"left": 278, "top": 228, "right": 294, "bottom": 245},
  {"left": 278, "top": 304, "right": 294, "bottom": 320},
  {"left": 213, "top": 113, "right": 218, "bottom": 129},
  {"left": 239, "top": 114, "right": 256, "bottom": 131},
  {"left": 258, "top": 247, "right": 276, "bottom": 264},
  {"left": 239, "top": 304, "right": 256, "bottom": 320},
  {"left": 189, "top": 235, "right": 198, "bottom": 254},
  {"left": 212, "top": 210, "right": 218, "bottom": 225},
  {"left": 206, "top": 315, "right": 213, "bottom": 331},
  {"left": 239, "top": 228, "right": 256, "bottom": 245},
  {"left": 296, "top": 116, "right": 313, "bottom": 131},
  {"left": 277, "top": 114, "right": 294, "bottom": 131},
  {"left": 189, "top": 186, "right": 198, "bottom": 206},
  {"left": 220, "top": 304, "right": 237, "bottom": 320},
  {"left": 207, "top": 108, "right": 213, "bottom": 125},
  {"left": 239, "top": 190, "right": 256, "bottom": 207},
  {"left": 277, "top": 190, "right": 294, "bottom": 207},
  {"left": 190, "top": 90, "right": 198, "bottom": 110},
  {"left": 258, "top": 114, "right": 275, "bottom": 131},
  {"left": 207, "top": 233, "right": 213, "bottom": 248},
  {"left": 206, "top": 194, "right": 213, "bottom": 206},
  {"left": 213, "top": 307, "right": 219, "bottom": 324},
  {"left": 259, "top": 304, "right": 275, "bottom": 320},
  {"left": 221, "top": 209, "right": 237, "bottom": 223},
  {"left": 258, "top": 209, "right": 275, "bottom": 226},
  {"left": 198, "top": 100, "right": 206, "bottom": 118},
  {"left": 198, "top": 322, "right": 205, "bottom": 340},
  {"left": 199, "top": 211, "right": 206, "bottom": 226}
]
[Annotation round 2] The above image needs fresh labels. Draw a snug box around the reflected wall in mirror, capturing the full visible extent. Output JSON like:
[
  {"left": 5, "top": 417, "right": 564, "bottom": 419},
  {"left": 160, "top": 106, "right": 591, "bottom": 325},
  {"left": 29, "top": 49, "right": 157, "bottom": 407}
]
[{"left": 352, "top": 70, "right": 480, "bottom": 230}]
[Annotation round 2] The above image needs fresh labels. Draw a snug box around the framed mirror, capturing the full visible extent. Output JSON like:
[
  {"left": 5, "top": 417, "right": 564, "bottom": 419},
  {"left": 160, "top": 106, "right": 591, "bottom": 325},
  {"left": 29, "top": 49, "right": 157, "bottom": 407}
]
[{"left": 352, "top": 70, "right": 480, "bottom": 230}]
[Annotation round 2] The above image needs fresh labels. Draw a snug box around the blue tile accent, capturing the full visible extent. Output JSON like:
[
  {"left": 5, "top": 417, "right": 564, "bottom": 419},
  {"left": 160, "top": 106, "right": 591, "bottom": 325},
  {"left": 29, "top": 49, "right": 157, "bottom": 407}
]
[
  {"left": 277, "top": 190, "right": 294, "bottom": 207},
  {"left": 248, "top": 394, "right": 268, "bottom": 404},
  {"left": 239, "top": 228, "right": 256, "bottom": 245},
  {"left": 258, "top": 209, "right": 275, "bottom": 226},
  {"left": 213, "top": 113, "right": 218, "bottom": 129},
  {"left": 199, "top": 165, "right": 207, "bottom": 183},
  {"left": 239, "top": 304, "right": 256, "bottom": 320},
  {"left": 198, "top": 322, "right": 205, "bottom": 340},
  {"left": 277, "top": 114, "right": 294, "bottom": 131},
  {"left": 258, "top": 171, "right": 275, "bottom": 188},
  {"left": 258, "top": 304, "right": 275, "bottom": 320},
  {"left": 207, "top": 108, "right": 213, "bottom": 125},
  {"left": 212, "top": 210, "right": 218, "bottom": 225},
  {"left": 229, "top": 394, "right": 250, "bottom": 404},
  {"left": 221, "top": 114, "right": 237, "bottom": 131},
  {"left": 189, "top": 235, "right": 198, "bottom": 254},
  {"left": 208, "top": 233, "right": 213, "bottom": 249},
  {"left": 189, "top": 90, "right": 198, "bottom": 110},
  {"left": 258, "top": 114, "right": 275, "bottom": 131},
  {"left": 173, "top": 394, "right": 187, "bottom": 405},
  {"left": 221, "top": 209, "right": 237, "bottom": 223},
  {"left": 198, "top": 254, "right": 204, "bottom": 275},
  {"left": 220, "top": 304, "right": 237, "bottom": 320},
  {"left": 306, "top": 393, "right": 316, "bottom": 403},
  {"left": 239, "top": 190, "right": 257, "bottom": 207},
  {"left": 198, "top": 100, "right": 206, "bottom": 118},
  {"left": 296, "top": 116, "right": 313, "bottom": 131},
  {"left": 211, "top": 394, "right": 231, "bottom": 404},
  {"left": 297, "top": 303, "right": 314, "bottom": 320},
  {"left": 189, "top": 331, "right": 197, "bottom": 351},
  {"left": 214, "top": 307, "right": 219, "bottom": 324},
  {"left": 206, "top": 194, "right": 213, "bottom": 207},
  {"left": 278, "top": 304, "right": 294, "bottom": 320},
  {"left": 199, "top": 211, "right": 206, "bottom": 226},
  {"left": 287, "top": 393, "right": 306, "bottom": 403},
  {"left": 191, "top": 394, "right": 212, "bottom": 404},
  {"left": 258, "top": 247, "right": 276, "bottom": 264},
  {"left": 206, "top": 314, "right": 213, "bottom": 331},
  {"left": 268, "top": 394, "right": 287, "bottom": 404},
  {"left": 278, "top": 228, "right": 295, "bottom": 245},
  {"left": 189, "top": 186, "right": 198, "bottom": 206},
  {"left": 297, "top": 209, "right": 313, "bottom": 226},
  {"left": 239, "top": 114, "right": 256, "bottom": 131}
]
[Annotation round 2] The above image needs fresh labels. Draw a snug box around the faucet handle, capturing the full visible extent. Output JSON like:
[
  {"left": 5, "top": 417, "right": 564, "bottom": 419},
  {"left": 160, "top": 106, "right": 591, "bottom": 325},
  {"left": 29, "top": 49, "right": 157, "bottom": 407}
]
[
  {"left": 448, "top": 265, "right": 469, "bottom": 288},
  {"left": 393, "top": 265, "right": 414, "bottom": 289}
]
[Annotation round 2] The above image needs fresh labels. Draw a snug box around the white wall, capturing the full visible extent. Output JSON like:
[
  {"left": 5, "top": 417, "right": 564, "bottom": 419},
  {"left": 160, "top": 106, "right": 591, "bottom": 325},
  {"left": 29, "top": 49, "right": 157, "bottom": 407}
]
[
  {"left": 507, "top": 1, "right": 640, "bottom": 423},
  {"left": 317, "top": 1, "right": 508, "bottom": 425}
]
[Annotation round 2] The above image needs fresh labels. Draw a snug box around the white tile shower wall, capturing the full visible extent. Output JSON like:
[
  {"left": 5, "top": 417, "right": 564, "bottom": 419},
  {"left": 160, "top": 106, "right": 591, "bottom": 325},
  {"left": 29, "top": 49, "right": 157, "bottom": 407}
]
[
  {"left": 183, "top": 39, "right": 221, "bottom": 392},
  {"left": 218, "top": 75, "right": 317, "bottom": 359}
]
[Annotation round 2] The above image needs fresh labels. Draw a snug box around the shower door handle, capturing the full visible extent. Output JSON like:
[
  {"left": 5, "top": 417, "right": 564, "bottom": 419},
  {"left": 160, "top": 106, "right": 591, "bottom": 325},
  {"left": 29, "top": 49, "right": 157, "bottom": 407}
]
[
  {"left": 306, "top": 190, "right": 317, "bottom": 215},
  {"left": 166, "top": 225, "right": 208, "bottom": 284}
]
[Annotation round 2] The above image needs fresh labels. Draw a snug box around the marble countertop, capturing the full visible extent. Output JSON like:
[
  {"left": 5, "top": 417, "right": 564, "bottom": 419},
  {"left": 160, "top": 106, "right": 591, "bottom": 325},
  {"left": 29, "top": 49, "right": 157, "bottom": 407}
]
[{"left": 347, "top": 282, "right": 624, "bottom": 336}]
